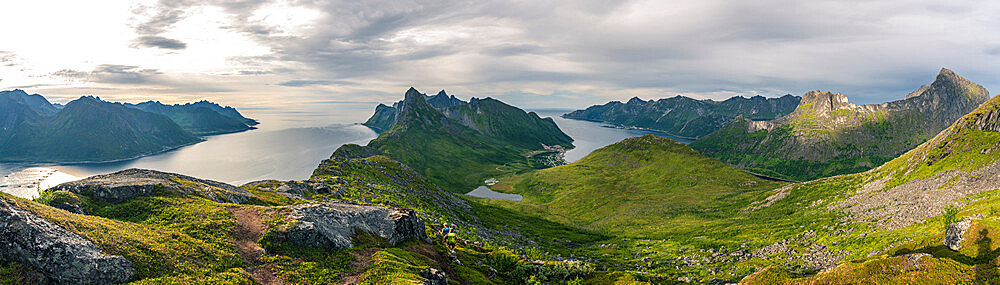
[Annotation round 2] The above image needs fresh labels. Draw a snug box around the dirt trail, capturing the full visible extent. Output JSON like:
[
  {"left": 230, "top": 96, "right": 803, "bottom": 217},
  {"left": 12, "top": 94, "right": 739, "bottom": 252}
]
[
  {"left": 229, "top": 206, "right": 284, "bottom": 285},
  {"left": 405, "top": 243, "right": 461, "bottom": 283}
]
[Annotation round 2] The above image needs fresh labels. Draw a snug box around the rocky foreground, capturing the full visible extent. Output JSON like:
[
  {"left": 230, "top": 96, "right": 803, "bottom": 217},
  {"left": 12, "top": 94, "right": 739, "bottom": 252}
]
[{"left": 1, "top": 168, "right": 433, "bottom": 284}]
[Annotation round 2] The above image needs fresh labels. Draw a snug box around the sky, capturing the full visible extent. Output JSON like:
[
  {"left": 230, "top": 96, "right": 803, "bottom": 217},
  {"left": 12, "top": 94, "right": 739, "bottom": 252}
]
[{"left": 1, "top": 0, "right": 999, "bottom": 110}]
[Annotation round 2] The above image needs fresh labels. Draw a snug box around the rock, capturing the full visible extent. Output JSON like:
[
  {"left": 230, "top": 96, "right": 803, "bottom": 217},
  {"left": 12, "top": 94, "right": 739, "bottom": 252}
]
[
  {"left": 242, "top": 180, "right": 315, "bottom": 199},
  {"left": 0, "top": 198, "right": 133, "bottom": 284},
  {"left": 275, "top": 202, "right": 427, "bottom": 249},
  {"left": 945, "top": 214, "right": 983, "bottom": 251},
  {"left": 51, "top": 202, "right": 85, "bottom": 214},
  {"left": 50, "top": 168, "right": 255, "bottom": 204},
  {"left": 420, "top": 268, "right": 448, "bottom": 285}
]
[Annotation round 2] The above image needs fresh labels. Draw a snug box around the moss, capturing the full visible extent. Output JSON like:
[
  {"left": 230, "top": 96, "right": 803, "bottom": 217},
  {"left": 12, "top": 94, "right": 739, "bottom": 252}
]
[
  {"left": 360, "top": 248, "right": 434, "bottom": 284},
  {"left": 239, "top": 182, "right": 308, "bottom": 206},
  {"left": 0, "top": 261, "right": 43, "bottom": 285}
]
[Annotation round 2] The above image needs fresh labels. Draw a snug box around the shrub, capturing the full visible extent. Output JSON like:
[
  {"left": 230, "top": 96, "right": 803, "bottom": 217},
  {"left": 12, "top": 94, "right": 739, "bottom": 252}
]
[{"left": 943, "top": 205, "right": 960, "bottom": 229}]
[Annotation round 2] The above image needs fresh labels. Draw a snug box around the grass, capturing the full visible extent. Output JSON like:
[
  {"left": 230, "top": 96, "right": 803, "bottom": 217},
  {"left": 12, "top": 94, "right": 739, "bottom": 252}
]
[
  {"left": 491, "top": 135, "right": 785, "bottom": 237},
  {"left": 1, "top": 192, "right": 243, "bottom": 281}
]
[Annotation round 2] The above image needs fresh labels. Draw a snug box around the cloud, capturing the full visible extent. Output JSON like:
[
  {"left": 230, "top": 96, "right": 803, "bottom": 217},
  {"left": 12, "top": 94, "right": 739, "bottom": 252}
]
[
  {"left": 133, "top": 36, "right": 188, "bottom": 50},
  {"left": 52, "top": 64, "right": 163, "bottom": 84},
  {"left": 277, "top": 80, "right": 355, "bottom": 87},
  {"left": 0, "top": 51, "right": 21, "bottom": 67},
  {"left": 8, "top": 0, "right": 1000, "bottom": 109}
]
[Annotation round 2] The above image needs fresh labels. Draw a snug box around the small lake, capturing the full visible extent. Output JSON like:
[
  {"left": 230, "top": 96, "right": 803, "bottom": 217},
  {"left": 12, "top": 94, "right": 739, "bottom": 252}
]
[{"left": 465, "top": 186, "right": 523, "bottom": 201}]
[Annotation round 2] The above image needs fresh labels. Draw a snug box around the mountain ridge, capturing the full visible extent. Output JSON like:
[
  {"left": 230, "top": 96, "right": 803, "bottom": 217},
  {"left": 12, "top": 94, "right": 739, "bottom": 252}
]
[
  {"left": 691, "top": 68, "right": 989, "bottom": 181},
  {"left": 562, "top": 93, "right": 801, "bottom": 138}
]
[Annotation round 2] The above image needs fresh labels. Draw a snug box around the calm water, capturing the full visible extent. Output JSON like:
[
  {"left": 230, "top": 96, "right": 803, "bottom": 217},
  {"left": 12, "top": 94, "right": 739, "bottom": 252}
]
[
  {"left": 532, "top": 110, "right": 693, "bottom": 163},
  {"left": 0, "top": 102, "right": 379, "bottom": 189},
  {"left": 466, "top": 186, "right": 523, "bottom": 201},
  {"left": 0, "top": 104, "right": 688, "bottom": 199}
]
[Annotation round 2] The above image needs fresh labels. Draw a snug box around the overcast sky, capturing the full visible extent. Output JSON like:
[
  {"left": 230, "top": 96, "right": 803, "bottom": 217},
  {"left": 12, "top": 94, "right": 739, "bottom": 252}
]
[{"left": 1, "top": 0, "right": 998, "bottom": 109}]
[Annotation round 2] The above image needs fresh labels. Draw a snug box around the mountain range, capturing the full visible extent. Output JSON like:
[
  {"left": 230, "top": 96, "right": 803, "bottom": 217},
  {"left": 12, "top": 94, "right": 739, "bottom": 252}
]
[
  {"left": 8, "top": 69, "right": 1000, "bottom": 284},
  {"left": 563, "top": 94, "right": 800, "bottom": 138},
  {"left": 0, "top": 90, "right": 257, "bottom": 163},
  {"left": 127, "top": 101, "right": 258, "bottom": 135},
  {"left": 691, "top": 68, "right": 989, "bottom": 181}
]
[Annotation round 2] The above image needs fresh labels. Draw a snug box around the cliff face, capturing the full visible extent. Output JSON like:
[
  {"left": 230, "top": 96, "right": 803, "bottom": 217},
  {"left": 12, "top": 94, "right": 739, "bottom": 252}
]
[
  {"left": 563, "top": 94, "right": 801, "bottom": 138},
  {"left": 691, "top": 68, "right": 990, "bottom": 181}
]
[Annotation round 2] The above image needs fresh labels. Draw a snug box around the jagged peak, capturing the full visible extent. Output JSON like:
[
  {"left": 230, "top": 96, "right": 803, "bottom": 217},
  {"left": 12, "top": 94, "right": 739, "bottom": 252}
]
[
  {"left": 626, "top": 96, "right": 645, "bottom": 105},
  {"left": 403, "top": 87, "right": 424, "bottom": 102},
  {"left": 931, "top": 67, "right": 976, "bottom": 90},
  {"left": 2, "top": 89, "right": 29, "bottom": 96},
  {"left": 906, "top": 68, "right": 988, "bottom": 102},
  {"left": 794, "top": 91, "right": 851, "bottom": 113},
  {"left": 435, "top": 90, "right": 447, "bottom": 97}
]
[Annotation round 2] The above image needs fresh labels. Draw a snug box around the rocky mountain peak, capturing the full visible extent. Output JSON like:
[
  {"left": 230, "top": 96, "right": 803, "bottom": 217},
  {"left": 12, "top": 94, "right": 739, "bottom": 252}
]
[
  {"left": 798, "top": 90, "right": 851, "bottom": 112},
  {"left": 626, "top": 96, "right": 646, "bottom": 105},
  {"left": 404, "top": 87, "right": 423, "bottom": 100}
]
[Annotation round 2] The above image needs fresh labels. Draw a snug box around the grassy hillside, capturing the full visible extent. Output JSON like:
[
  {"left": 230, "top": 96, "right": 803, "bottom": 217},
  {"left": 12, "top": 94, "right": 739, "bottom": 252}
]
[{"left": 491, "top": 134, "right": 785, "bottom": 236}]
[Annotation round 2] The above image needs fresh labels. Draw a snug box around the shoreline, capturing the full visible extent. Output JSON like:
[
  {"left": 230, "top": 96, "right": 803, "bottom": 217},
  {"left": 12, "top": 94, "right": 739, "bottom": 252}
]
[
  {"left": 0, "top": 124, "right": 266, "bottom": 166},
  {"left": 558, "top": 115, "right": 700, "bottom": 141}
]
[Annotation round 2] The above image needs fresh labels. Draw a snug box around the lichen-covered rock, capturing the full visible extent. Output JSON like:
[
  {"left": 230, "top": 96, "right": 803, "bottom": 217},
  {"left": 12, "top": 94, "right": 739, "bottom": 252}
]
[
  {"left": 421, "top": 267, "right": 448, "bottom": 285},
  {"left": 945, "top": 214, "right": 983, "bottom": 251},
  {"left": 241, "top": 180, "right": 321, "bottom": 199},
  {"left": 0, "top": 198, "right": 133, "bottom": 284},
  {"left": 275, "top": 202, "right": 427, "bottom": 249},
  {"left": 50, "top": 168, "right": 255, "bottom": 204}
]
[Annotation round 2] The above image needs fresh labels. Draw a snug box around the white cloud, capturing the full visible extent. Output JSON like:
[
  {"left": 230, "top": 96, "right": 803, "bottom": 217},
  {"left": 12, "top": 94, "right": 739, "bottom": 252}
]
[{"left": 1, "top": 0, "right": 999, "bottom": 110}]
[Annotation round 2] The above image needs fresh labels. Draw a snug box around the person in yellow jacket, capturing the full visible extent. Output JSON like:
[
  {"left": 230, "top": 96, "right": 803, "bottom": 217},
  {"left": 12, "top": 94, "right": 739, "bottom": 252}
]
[{"left": 446, "top": 231, "right": 458, "bottom": 251}]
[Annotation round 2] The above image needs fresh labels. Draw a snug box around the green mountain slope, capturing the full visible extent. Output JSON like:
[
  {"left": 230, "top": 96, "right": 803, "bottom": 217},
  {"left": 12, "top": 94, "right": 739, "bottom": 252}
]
[
  {"left": 349, "top": 87, "right": 574, "bottom": 192},
  {"left": 739, "top": 92, "right": 1000, "bottom": 283},
  {"left": 0, "top": 96, "right": 202, "bottom": 162},
  {"left": 128, "top": 101, "right": 257, "bottom": 135},
  {"left": 491, "top": 134, "right": 785, "bottom": 236},
  {"left": 691, "top": 68, "right": 989, "bottom": 181},
  {"left": 563, "top": 94, "right": 800, "bottom": 138}
]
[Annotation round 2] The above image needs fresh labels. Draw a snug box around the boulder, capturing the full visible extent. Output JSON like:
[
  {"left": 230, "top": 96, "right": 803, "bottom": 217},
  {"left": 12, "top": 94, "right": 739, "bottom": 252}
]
[
  {"left": 420, "top": 267, "right": 448, "bottom": 285},
  {"left": 0, "top": 198, "right": 133, "bottom": 284},
  {"left": 242, "top": 180, "right": 318, "bottom": 199},
  {"left": 275, "top": 202, "right": 427, "bottom": 249},
  {"left": 945, "top": 214, "right": 984, "bottom": 251},
  {"left": 50, "top": 168, "right": 255, "bottom": 204}
]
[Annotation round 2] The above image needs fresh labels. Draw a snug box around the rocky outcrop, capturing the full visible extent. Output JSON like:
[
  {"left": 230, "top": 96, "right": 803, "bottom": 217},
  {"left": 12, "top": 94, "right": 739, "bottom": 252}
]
[
  {"left": 945, "top": 214, "right": 983, "bottom": 251},
  {"left": 50, "top": 168, "right": 255, "bottom": 204},
  {"left": 242, "top": 180, "right": 315, "bottom": 199},
  {"left": 274, "top": 202, "right": 427, "bottom": 249},
  {"left": 420, "top": 268, "right": 448, "bottom": 285},
  {"left": 0, "top": 198, "right": 133, "bottom": 284}
]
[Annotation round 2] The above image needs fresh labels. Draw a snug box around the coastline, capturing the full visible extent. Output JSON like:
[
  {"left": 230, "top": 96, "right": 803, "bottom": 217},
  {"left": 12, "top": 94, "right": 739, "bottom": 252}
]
[
  {"left": 0, "top": 123, "right": 264, "bottom": 165},
  {"left": 0, "top": 139, "right": 206, "bottom": 165},
  {"left": 558, "top": 115, "right": 700, "bottom": 141}
]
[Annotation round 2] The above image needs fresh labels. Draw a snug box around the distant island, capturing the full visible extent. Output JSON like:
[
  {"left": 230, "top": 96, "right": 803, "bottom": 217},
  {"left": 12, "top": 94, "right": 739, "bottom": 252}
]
[{"left": 0, "top": 89, "right": 258, "bottom": 163}]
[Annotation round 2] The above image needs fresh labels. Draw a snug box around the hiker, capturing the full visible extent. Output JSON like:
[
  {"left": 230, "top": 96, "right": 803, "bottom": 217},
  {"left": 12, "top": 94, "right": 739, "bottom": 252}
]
[
  {"left": 440, "top": 223, "right": 457, "bottom": 250},
  {"left": 446, "top": 229, "right": 458, "bottom": 251},
  {"left": 440, "top": 223, "right": 451, "bottom": 240}
]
